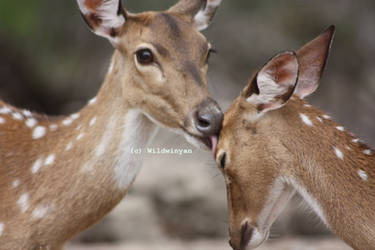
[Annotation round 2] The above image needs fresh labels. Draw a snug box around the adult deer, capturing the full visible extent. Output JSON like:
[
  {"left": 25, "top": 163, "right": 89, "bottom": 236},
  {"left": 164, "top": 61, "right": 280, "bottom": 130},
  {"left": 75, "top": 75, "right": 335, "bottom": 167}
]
[
  {"left": 0, "top": 0, "right": 223, "bottom": 249},
  {"left": 215, "top": 26, "right": 375, "bottom": 250}
]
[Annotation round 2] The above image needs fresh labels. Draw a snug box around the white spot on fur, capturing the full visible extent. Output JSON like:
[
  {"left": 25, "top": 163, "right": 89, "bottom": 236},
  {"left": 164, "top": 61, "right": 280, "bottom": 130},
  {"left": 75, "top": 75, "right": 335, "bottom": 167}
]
[
  {"left": 12, "top": 180, "right": 20, "bottom": 188},
  {"left": 65, "top": 142, "right": 73, "bottom": 151},
  {"left": 12, "top": 112, "right": 23, "bottom": 120},
  {"left": 33, "top": 126, "right": 46, "bottom": 139},
  {"left": 89, "top": 116, "right": 97, "bottom": 127},
  {"left": 0, "top": 117, "right": 4, "bottom": 124},
  {"left": 22, "top": 110, "right": 32, "bottom": 117},
  {"left": 304, "top": 104, "right": 312, "bottom": 108},
  {"left": 26, "top": 118, "right": 37, "bottom": 128},
  {"left": 336, "top": 126, "right": 345, "bottom": 131},
  {"left": 62, "top": 118, "right": 73, "bottom": 126},
  {"left": 0, "top": 107, "right": 11, "bottom": 115},
  {"left": 358, "top": 170, "right": 368, "bottom": 181},
  {"left": 300, "top": 114, "right": 313, "bottom": 126},
  {"left": 49, "top": 124, "right": 58, "bottom": 131},
  {"left": 32, "top": 157, "right": 44, "bottom": 174},
  {"left": 345, "top": 145, "right": 351, "bottom": 151},
  {"left": 76, "top": 133, "right": 85, "bottom": 141},
  {"left": 322, "top": 115, "right": 331, "bottom": 119},
  {"left": 71, "top": 113, "right": 80, "bottom": 120},
  {"left": 364, "top": 149, "right": 373, "bottom": 155},
  {"left": 88, "top": 97, "right": 97, "bottom": 105},
  {"left": 32, "top": 205, "right": 50, "bottom": 220},
  {"left": 352, "top": 138, "right": 360, "bottom": 143},
  {"left": 45, "top": 154, "right": 55, "bottom": 166},
  {"left": 316, "top": 117, "right": 323, "bottom": 123},
  {"left": 333, "top": 147, "right": 344, "bottom": 160},
  {"left": 108, "top": 60, "right": 115, "bottom": 74},
  {"left": 17, "top": 193, "right": 30, "bottom": 213},
  {"left": 0, "top": 223, "right": 3, "bottom": 237}
]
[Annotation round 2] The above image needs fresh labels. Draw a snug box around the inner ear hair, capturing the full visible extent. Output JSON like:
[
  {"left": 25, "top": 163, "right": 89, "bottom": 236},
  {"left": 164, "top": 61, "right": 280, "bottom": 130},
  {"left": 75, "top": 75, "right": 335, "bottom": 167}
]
[
  {"left": 244, "top": 51, "right": 299, "bottom": 113},
  {"left": 77, "top": 0, "right": 127, "bottom": 44},
  {"left": 242, "top": 73, "right": 260, "bottom": 99}
]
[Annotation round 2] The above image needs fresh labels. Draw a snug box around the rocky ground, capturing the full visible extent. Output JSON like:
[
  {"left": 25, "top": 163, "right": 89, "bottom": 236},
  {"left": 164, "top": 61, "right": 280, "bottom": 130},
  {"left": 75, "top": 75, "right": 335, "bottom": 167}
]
[{"left": 68, "top": 238, "right": 351, "bottom": 250}]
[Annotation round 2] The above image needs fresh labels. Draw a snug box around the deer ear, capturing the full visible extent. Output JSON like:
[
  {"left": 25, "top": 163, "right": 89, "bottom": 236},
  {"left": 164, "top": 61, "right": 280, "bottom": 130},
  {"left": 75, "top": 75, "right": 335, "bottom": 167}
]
[
  {"left": 295, "top": 26, "right": 335, "bottom": 99},
  {"left": 169, "top": 0, "right": 222, "bottom": 31},
  {"left": 77, "top": 0, "right": 127, "bottom": 45},
  {"left": 243, "top": 51, "right": 299, "bottom": 113}
]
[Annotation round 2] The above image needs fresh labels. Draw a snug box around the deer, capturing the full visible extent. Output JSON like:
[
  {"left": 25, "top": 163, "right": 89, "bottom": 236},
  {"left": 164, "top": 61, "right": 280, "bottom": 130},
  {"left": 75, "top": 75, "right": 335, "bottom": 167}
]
[
  {"left": 215, "top": 26, "right": 375, "bottom": 250},
  {"left": 0, "top": 0, "right": 224, "bottom": 249}
]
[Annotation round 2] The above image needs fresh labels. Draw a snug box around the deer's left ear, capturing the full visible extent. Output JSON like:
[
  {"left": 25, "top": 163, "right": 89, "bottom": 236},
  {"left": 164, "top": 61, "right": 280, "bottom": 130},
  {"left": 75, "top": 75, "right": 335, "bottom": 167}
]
[
  {"left": 294, "top": 26, "right": 335, "bottom": 99},
  {"left": 243, "top": 51, "right": 299, "bottom": 113},
  {"left": 169, "top": 0, "right": 223, "bottom": 31},
  {"left": 77, "top": 0, "right": 127, "bottom": 46}
]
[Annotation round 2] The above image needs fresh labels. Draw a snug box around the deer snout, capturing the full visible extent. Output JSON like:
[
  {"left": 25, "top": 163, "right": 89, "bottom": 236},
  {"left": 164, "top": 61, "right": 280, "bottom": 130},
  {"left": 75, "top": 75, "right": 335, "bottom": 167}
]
[
  {"left": 229, "top": 221, "right": 266, "bottom": 250},
  {"left": 240, "top": 222, "right": 254, "bottom": 250},
  {"left": 229, "top": 221, "right": 254, "bottom": 250},
  {"left": 194, "top": 98, "right": 223, "bottom": 137}
]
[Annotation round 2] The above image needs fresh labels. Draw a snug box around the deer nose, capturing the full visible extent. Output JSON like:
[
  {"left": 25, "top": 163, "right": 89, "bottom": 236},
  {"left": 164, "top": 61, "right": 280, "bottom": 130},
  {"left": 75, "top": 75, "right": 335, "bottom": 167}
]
[
  {"left": 229, "top": 239, "right": 235, "bottom": 249},
  {"left": 195, "top": 98, "right": 223, "bottom": 136},
  {"left": 240, "top": 222, "right": 254, "bottom": 250},
  {"left": 228, "top": 222, "right": 255, "bottom": 250}
]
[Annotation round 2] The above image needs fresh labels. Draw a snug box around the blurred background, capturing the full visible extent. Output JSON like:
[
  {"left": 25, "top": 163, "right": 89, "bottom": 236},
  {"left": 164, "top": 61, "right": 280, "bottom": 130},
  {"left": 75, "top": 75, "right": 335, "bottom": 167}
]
[{"left": 1, "top": 0, "right": 374, "bottom": 249}]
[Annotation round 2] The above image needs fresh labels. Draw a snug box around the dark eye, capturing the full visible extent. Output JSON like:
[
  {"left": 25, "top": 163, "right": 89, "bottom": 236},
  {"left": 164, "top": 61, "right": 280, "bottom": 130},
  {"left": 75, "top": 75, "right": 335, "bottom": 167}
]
[
  {"left": 136, "top": 48, "right": 154, "bottom": 65},
  {"left": 219, "top": 152, "right": 226, "bottom": 169},
  {"left": 206, "top": 48, "right": 217, "bottom": 63}
]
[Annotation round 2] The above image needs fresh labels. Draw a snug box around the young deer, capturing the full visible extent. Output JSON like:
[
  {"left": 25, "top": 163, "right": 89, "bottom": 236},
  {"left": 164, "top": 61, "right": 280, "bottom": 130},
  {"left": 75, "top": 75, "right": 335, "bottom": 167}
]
[
  {"left": 0, "top": 0, "right": 224, "bottom": 249},
  {"left": 215, "top": 26, "right": 375, "bottom": 250}
]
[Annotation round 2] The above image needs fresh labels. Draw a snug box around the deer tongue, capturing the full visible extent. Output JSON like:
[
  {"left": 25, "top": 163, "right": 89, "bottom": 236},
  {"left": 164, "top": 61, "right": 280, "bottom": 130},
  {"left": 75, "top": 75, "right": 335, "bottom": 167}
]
[{"left": 210, "top": 135, "right": 218, "bottom": 157}]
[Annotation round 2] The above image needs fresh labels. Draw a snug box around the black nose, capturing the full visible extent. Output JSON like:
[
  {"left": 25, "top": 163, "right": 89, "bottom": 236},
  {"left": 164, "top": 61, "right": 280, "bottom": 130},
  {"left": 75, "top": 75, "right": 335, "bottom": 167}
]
[{"left": 195, "top": 98, "right": 223, "bottom": 136}]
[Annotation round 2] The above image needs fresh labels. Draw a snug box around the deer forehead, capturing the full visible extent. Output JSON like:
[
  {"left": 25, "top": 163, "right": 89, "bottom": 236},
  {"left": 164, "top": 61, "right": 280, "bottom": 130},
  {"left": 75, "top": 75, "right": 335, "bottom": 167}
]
[
  {"left": 124, "top": 13, "right": 208, "bottom": 60},
  {"left": 218, "top": 103, "right": 252, "bottom": 150},
  {"left": 221, "top": 99, "right": 242, "bottom": 125}
]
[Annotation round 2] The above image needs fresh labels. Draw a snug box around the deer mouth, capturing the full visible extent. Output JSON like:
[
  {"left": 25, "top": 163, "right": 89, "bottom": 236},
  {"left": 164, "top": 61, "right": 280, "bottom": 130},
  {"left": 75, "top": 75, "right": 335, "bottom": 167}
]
[
  {"left": 195, "top": 135, "right": 218, "bottom": 156},
  {"left": 200, "top": 136, "right": 212, "bottom": 149},
  {"left": 181, "top": 128, "right": 218, "bottom": 154}
]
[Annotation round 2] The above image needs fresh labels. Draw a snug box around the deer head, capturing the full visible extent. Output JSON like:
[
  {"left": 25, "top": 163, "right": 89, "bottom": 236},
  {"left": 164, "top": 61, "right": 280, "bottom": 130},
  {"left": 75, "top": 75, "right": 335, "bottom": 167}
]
[
  {"left": 215, "top": 26, "right": 335, "bottom": 250},
  {"left": 77, "top": 0, "right": 223, "bottom": 150}
]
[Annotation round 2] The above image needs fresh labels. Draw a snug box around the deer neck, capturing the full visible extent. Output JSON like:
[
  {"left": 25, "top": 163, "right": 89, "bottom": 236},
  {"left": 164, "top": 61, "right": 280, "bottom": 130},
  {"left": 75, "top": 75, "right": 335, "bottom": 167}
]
[
  {"left": 275, "top": 98, "right": 375, "bottom": 248},
  {"left": 0, "top": 51, "right": 157, "bottom": 243},
  {"left": 67, "top": 51, "right": 157, "bottom": 190}
]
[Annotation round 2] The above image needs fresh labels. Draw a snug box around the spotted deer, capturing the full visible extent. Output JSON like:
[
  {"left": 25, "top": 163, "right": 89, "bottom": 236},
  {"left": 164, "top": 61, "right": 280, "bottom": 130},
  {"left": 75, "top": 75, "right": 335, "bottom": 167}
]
[
  {"left": 0, "top": 0, "right": 224, "bottom": 249},
  {"left": 215, "top": 26, "right": 375, "bottom": 250}
]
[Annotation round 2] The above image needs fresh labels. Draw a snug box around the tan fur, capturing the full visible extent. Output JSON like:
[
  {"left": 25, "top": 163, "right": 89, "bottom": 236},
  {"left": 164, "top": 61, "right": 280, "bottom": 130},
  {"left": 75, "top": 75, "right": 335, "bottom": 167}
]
[
  {"left": 217, "top": 27, "right": 375, "bottom": 250},
  {"left": 0, "top": 0, "right": 223, "bottom": 249}
]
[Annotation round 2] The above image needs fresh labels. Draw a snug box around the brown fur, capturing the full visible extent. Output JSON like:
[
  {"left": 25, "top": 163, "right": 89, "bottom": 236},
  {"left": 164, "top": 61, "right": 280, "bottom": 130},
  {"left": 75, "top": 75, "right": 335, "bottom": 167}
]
[
  {"left": 0, "top": 0, "right": 222, "bottom": 249},
  {"left": 84, "top": 0, "right": 102, "bottom": 10},
  {"left": 216, "top": 27, "right": 375, "bottom": 250}
]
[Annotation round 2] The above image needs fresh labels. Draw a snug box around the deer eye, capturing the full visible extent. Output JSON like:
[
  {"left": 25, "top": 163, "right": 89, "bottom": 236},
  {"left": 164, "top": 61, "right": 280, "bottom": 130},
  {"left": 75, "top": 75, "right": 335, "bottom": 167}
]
[
  {"left": 206, "top": 48, "right": 217, "bottom": 63},
  {"left": 218, "top": 152, "right": 227, "bottom": 169},
  {"left": 136, "top": 48, "right": 154, "bottom": 65}
]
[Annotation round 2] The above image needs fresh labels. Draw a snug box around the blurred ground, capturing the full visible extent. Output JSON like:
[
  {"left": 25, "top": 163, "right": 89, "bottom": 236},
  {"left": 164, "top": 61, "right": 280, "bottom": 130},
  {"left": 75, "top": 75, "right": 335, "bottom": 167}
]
[
  {"left": 68, "top": 238, "right": 351, "bottom": 250},
  {"left": 0, "top": 0, "right": 374, "bottom": 249}
]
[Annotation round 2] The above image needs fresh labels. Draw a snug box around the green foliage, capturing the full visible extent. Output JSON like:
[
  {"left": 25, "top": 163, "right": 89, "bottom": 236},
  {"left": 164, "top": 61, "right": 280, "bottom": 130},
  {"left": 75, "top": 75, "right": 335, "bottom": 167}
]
[{"left": 0, "top": 0, "right": 43, "bottom": 36}]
